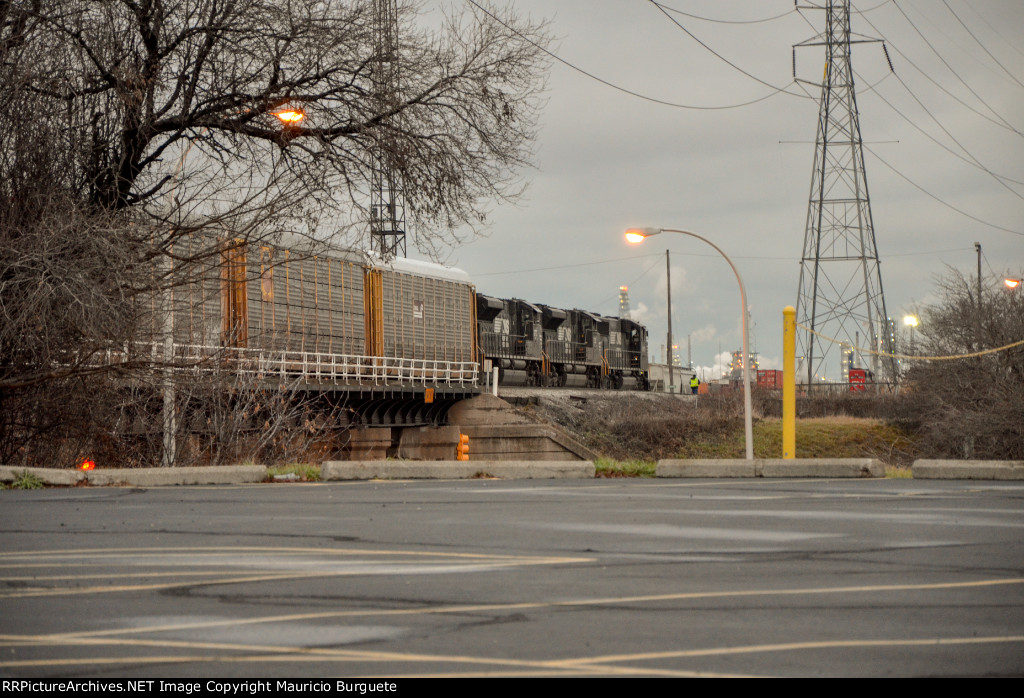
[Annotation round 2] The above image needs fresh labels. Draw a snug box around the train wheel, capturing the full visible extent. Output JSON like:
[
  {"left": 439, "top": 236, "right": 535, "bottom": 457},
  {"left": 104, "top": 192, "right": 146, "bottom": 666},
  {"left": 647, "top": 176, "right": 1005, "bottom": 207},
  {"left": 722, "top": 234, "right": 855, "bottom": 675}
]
[{"left": 526, "top": 363, "right": 540, "bottom": 386}]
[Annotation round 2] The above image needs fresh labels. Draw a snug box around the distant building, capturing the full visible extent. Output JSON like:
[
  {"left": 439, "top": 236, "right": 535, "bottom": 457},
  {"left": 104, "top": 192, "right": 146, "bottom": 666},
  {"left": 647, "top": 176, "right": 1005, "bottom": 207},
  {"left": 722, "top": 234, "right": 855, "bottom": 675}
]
[
  {"left": 618, "top": 285, "right": 630, "bottom": 319},
  {"left": 728, "top": 350, "right": 759, "bottom": 381}
]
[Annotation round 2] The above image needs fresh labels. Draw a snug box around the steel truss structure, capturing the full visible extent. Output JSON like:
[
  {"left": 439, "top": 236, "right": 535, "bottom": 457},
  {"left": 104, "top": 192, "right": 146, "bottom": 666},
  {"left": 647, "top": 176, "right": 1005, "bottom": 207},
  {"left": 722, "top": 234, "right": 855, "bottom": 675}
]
[
  {"left": 795, "top": 0, "right": 897, "bottom": 386},
  {"left": 370, "top": 0, "right": 407, "bottom": 260}
]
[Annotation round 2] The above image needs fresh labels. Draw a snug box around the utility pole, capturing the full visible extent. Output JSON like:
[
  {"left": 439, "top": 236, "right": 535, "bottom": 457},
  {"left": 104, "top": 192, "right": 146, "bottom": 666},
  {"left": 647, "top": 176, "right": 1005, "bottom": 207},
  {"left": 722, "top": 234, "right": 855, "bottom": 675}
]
[
  {"left": 976, "top": 242, "right": 983, "bottom": 307},
  {"left": 975, "top": 241, "right": 983, "bottom": 347},
  {"left": 795, "top": 0, "right": 897, "bottom": 388},
  {"left": 666, "top": 249, "right": 674, "bottom": 394}
]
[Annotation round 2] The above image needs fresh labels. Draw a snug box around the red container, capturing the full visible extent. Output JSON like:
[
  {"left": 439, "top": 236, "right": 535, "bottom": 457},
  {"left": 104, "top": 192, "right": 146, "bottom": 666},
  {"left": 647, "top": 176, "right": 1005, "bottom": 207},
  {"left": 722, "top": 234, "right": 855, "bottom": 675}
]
[
  {"left": 849, "top": 368, "right": 868, "bottom": 392},
  {"left": 756, "top": 369, "right": 783, "bottom": 389}
]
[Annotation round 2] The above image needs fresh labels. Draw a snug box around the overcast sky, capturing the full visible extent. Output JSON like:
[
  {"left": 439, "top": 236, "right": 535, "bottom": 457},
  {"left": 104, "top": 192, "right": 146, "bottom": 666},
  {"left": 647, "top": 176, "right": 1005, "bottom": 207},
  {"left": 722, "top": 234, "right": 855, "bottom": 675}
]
[{"left": 419, "top": 0, "right": 1024, "bottom": 378}]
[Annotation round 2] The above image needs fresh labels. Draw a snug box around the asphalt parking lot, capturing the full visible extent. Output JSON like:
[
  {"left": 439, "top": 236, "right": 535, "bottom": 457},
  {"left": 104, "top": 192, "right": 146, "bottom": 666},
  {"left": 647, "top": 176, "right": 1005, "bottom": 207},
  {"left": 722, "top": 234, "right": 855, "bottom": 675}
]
[{"left": 2, "top": 478, "right": 1022, "bottom": 677}]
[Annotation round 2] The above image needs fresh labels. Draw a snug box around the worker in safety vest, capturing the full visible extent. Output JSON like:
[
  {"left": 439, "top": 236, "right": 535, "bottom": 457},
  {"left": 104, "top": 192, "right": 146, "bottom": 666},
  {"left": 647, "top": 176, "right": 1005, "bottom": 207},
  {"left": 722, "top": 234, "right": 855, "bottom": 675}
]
[{"left": 690, "top": 375, "right": 699, "bottom": 395}]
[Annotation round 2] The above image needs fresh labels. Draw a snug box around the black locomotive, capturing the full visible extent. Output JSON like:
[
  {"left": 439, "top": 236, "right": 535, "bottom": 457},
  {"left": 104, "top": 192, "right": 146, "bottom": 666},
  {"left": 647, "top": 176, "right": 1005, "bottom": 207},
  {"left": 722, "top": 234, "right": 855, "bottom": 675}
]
[{"left": 476, "top": 295, "right": 650, "bottom": 390}]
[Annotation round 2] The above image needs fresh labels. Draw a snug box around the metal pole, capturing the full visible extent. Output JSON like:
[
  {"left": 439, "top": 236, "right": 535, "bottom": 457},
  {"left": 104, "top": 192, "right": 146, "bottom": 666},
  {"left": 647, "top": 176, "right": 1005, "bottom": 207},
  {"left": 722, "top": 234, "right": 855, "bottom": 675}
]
[
  {"left": 783, "top": 306, "right": 796, "bottom": 459},
  {"left": 976, "top": 241, "right": 982, "bottom": 348},
  {"left": 666, "top": 249, "right": 674, "bottom": 395},
  {"left": 161, "top": 251, "right": 176, "bottom": 468},
  {"left": 661, "top": 229, "right": 753, "bottom": 461}
]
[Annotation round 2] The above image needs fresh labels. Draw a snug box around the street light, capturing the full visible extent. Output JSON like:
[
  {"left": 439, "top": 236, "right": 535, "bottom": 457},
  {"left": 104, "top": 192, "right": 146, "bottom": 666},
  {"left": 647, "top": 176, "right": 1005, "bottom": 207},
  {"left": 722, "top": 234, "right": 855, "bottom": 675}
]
[
  {"left": 273, "top": 109, "right": 305, "bottom": 124},
  {"left": 1005, "top": 278, "right": 1021, "bottom": 290},
  {"left": 625, "top": 226, "right": 754, "bottom": 461},
  {"left": 903, "top": 315, "right": 918, "bottom": 357}
]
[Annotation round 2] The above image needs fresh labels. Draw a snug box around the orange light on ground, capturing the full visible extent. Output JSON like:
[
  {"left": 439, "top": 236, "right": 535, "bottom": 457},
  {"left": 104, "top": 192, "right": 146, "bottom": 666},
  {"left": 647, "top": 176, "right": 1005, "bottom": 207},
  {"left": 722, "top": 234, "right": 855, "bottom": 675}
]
[
  {"left": 79, "top": 459, "right": 96, "bottom": 471},
  {"left": 274, "top": 110, "right": 305, "bottom": 124}
]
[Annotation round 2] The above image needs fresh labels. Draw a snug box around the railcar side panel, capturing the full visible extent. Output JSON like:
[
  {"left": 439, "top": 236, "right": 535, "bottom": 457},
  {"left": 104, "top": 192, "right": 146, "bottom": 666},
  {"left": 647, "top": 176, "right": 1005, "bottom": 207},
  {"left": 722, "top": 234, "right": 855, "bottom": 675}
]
[
  {"left": 165, "top": 235, "right": 224, "bottom": 347},
  {"left": 377, "top": 270, "right": 474, "bottom": 362},
  {"left": 247, "top": 246, "right": 364, "bottom": 354}
]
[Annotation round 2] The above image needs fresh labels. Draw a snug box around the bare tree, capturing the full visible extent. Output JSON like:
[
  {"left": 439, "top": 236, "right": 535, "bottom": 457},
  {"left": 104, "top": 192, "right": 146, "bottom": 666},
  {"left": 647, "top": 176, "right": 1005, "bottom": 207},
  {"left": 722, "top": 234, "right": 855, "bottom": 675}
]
[
  {"left": 903, "top": 269, "right": 1024, "bottom": 459},
  {"left": 2, "top": 0, "right": 548, "bottom": 244},
  {"left": 0, "top": 0, "right": 549, "bottom": 464}
]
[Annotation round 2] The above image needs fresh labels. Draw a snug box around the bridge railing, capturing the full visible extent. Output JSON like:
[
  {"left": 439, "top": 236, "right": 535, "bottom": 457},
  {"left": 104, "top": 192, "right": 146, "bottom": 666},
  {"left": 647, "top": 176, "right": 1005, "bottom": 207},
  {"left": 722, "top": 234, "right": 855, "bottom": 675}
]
[{"left": 96, "top": 342, "right": 480, "bottom": 388}]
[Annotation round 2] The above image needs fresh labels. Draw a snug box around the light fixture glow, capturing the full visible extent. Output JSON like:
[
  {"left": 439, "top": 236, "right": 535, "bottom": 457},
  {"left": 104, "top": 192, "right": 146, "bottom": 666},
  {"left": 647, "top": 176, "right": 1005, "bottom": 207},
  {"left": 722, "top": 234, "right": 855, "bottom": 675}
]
[
  {"left": 1005, "top": 278, "right": 1021, "bottom": 289},
  {"left": 274, "top": 109, "right": 305, "bottom": 124}
]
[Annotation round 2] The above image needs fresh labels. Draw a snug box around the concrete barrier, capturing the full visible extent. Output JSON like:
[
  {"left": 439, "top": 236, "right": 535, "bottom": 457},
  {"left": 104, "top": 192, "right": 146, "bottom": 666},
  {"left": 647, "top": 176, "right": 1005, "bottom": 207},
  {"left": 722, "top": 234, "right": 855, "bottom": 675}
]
[
  {"left": 0, "top": 466, "right": 84, "bottom": 486},
  {"left": 657, "top": 458, "right": 885, "bottom": 478},
  {"left": 322, "top": 460, "right": 595, "bottom": 481},
  {"left": 84, "top": 465, "right": 267, "bottom": 486},
  {"left": 912, "top": 460, "right": 1024, "bottom": 480},
  {"left": 1, "top": 465, "right": 267, "bottom": 487}
]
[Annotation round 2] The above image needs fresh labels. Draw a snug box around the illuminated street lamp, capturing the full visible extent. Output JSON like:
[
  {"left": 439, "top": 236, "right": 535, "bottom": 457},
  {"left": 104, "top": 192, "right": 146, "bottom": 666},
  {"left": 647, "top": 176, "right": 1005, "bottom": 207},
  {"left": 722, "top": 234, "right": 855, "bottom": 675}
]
[
  {"left": 625, "top": 227, "right": 753, "bottom": 461},
  {"left": 273, "top": 109, "right": 305, "bottom": 124},
  {"left": 1005, "top": 278, "right": 1021, "bottom": 290},
  {"left": 903, "top": 315, "right": 918, "bottom": 355}
]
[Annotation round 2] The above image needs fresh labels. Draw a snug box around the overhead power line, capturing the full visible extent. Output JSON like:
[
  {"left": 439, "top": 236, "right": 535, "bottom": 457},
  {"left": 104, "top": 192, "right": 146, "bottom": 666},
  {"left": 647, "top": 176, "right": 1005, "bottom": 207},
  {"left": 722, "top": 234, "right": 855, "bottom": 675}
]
[
  {"left": 648, "top": 0, "right": 808, "bottom": 99},
  {"left": 462, "top": 0, "right": 796, "bottom": 110},
  {"left": 940, "top": 0, "right": 1024, "bottom": 90},
  {"left": 864, "top": 142, "right": 1024, "bottom": 237},
  {"left": 884, "top": 0, "right": 1019, "bottom": 136},
  {"left": 652, "top": 2, "right": 794, "bottom": 25}
]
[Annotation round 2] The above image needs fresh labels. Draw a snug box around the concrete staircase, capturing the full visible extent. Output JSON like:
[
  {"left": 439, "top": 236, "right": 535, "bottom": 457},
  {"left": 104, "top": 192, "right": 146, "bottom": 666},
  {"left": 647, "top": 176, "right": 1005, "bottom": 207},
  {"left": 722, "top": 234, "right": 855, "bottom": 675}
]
[{"left": 342, "top": 394, "right": 596, "bottom": 461}]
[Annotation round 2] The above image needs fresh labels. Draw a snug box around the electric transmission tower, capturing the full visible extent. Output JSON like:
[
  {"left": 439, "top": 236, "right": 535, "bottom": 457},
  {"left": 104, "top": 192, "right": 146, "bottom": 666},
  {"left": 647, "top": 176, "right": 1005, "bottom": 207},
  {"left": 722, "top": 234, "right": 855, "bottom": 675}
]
[
  {"left": 370, "top": 0, "right": 406, "bottom": 260},
  {"left": 794, "top": 0, "right": 896, "bottom": 386}
]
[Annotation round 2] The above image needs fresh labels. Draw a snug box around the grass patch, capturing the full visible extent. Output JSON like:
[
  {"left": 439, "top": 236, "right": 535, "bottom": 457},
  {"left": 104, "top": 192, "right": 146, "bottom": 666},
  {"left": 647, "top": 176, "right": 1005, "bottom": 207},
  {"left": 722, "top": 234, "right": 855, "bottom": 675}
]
[
  {"left": 265, "top": 463, "right": 320, "bottom": 482},
  {"left": 676, "top": 417, "right": 920, "bottom": 466},
  {"left": 9, "top": 470, "right": 45, "bottom": 489},
  {"left": 595, "top": 458, "right": 657, "bottom": 478}
]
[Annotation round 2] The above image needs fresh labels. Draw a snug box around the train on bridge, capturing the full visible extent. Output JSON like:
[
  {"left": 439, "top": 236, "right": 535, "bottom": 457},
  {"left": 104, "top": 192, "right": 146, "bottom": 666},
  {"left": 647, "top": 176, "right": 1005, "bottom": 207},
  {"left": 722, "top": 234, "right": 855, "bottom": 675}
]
[{"left": 162, "top": 235, "right": 650, "bottom": 424}]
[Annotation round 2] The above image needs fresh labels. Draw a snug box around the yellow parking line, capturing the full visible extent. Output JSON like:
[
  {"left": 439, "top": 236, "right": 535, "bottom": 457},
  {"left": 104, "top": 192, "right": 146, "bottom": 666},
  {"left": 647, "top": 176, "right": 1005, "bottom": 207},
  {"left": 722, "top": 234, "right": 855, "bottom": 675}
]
[{"left": 2, "top": 577, "right": 1017, "bottom": 642}]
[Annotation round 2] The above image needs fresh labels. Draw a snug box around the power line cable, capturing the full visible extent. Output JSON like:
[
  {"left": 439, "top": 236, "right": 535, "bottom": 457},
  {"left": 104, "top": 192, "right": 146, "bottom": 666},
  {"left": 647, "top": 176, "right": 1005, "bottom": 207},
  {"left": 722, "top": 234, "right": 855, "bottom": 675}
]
[
  {"left": 889, "top": 0, "right": 1023, "bottom": 136},
  {"left": 583, "top": 254, "right": 664, "bottom": 312},
  {"left": 853, "top": 6, "right": 1024, "bottom": 137},
  {"left": 472, "top": 253, "right": 662, "bottom": 277},
  {"left": 861, "top": 69, "right": 1024, "bottom": 194},
  {"left": 652, "top": 2, "right": 794, "bottom": 25},
  {"left": 794, "top": 5, "right": 1024, "bottom": 221},
  {"left": 863, "top": 142, "right": 1024, "bottom": 237},
  {"left": 647, "top": 0, "right": 808, "bottom": 98},
  {"left": 961, "top": 0, "right": 1024, "bottom": 60},
  {"left": 462, "top": 0, "right": 795, "bottom": 110},
  {"left": 851, "top": 0, "right": 894, "bottom": 14},
  {"left": 940, "top": 0, "right": 1024, "bottom": 90},
  {"left": 798, "top": 321, "right": 1024, "bottom": 360}
]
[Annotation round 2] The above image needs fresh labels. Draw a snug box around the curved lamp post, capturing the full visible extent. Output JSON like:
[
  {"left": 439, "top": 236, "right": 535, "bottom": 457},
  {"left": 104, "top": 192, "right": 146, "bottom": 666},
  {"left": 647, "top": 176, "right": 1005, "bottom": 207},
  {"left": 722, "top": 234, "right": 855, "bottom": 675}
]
[{"left": 626, "top": 227, "right": 754, "bottom": 461}]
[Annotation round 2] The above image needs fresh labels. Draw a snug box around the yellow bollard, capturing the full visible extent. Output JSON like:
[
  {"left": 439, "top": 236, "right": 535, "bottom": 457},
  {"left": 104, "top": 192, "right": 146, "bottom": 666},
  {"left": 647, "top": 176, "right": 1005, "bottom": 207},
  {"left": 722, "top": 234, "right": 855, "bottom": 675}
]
[{"left": 783, "top": 306, "right": 796, "bottom": 459}]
